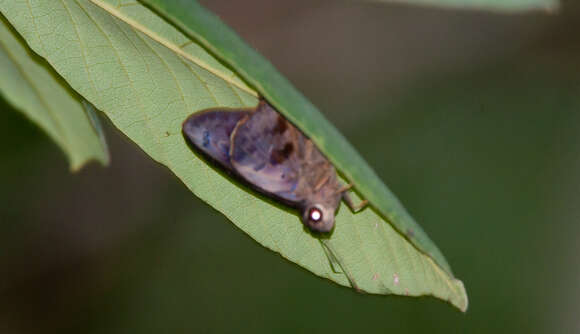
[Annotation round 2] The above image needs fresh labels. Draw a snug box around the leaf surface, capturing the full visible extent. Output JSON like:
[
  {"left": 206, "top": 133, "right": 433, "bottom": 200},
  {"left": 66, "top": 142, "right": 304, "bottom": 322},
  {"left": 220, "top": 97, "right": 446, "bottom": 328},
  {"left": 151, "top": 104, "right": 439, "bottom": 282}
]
[
  {"left": 141, "top": 0, "right": 459, "bottom": 286},
  {"left": 0, "top": 13, "right": 108, "bottom": 170},
  {"left": 0, "top": 0, "right": 467, "bottom": 311}
]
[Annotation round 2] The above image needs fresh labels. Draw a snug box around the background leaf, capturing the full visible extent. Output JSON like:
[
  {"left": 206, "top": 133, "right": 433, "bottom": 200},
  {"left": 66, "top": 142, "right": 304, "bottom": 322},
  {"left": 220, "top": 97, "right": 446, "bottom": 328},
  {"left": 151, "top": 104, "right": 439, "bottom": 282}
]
[
  {"left": 0, "top": 0, "right": 466, "bottom": 311},
  {"left": 364, "top": 0, "right": 558, "bottom": 12},
  {"left": 0, "top": 14, "right": 108, "bottom": 170}
]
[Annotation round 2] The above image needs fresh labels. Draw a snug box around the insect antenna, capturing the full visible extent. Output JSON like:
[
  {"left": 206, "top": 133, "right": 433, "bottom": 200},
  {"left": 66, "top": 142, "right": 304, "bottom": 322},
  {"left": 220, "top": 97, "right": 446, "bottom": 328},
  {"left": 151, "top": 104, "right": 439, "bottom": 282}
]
[
  {"left": 320, "top": 239, "right": 342, "bottom": 274},
  {"left": 319, "top": 239, "right": 362, "bottom": 292}
]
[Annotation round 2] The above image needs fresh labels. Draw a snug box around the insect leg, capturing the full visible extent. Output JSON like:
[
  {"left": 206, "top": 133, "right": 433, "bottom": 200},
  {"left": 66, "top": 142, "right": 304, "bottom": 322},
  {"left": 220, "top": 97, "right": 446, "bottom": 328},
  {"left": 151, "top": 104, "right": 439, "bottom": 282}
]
[
  {"left": 336, "top": 183, "right": 353, "bottom": 193},
  {"left": 319, "top": 239, "right": 362, "bottom": 293},
  {"left": 342, "top": 191, "right": 369, "bottom": 213}
]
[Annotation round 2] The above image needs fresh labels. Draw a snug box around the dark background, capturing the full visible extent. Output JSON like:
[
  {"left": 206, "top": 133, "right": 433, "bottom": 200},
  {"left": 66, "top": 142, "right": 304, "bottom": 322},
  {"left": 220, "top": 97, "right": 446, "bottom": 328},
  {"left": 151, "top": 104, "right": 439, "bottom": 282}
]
[{"left": 1, "top": 0, "right": 579, "bottom": 332}]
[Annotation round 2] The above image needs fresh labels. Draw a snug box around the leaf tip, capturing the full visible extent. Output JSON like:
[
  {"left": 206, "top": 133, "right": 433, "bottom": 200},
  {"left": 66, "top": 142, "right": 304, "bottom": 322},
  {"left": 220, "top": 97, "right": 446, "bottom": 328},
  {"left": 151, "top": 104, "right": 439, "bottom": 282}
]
[{"left": 453, "top": 278, "right": 469, "bottom": 313}]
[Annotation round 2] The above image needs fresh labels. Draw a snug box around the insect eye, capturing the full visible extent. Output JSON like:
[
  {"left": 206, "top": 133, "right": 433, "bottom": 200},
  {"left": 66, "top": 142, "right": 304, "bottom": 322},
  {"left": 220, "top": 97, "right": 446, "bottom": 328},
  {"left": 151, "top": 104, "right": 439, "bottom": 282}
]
[{"left": 308, "top": 207, "right": 323, "bottom": 223}]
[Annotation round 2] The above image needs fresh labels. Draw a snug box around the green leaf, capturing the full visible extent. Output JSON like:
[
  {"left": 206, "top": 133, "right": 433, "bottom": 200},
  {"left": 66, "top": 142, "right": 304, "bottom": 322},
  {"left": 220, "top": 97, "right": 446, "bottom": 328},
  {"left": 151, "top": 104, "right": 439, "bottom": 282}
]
[
  {"left": 0, "top": 13, "right": 108, "bottom": 171},
  {"left": 363, "top": 0, "right": 558, "bottom": 12},
  {"left": 0, "top": 0, "right": 467, "bottom": 311},
  {"left": 140, "top": 0, "right": 461, "bottom": 284}
]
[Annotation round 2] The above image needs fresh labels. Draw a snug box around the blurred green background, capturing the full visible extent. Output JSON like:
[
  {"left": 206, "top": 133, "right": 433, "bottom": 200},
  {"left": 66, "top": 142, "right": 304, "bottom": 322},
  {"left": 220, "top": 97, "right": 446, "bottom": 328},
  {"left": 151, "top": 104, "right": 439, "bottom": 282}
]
[{"left": 1, "top": 0, "right": 579, "bottom": 332}]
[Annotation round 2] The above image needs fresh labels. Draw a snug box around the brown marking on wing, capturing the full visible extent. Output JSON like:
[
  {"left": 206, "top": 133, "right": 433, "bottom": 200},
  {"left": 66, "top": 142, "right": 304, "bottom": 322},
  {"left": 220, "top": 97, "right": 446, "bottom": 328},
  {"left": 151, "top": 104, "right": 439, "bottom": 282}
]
[
  {"left": 273, "top": 114, "right": 288, "bottom": 134},
  {"left": 270, "top": 142, "right": 294, "bottom": 165},
  {"left": 230, "top": 102, "right": 303, "bottom": 204}
]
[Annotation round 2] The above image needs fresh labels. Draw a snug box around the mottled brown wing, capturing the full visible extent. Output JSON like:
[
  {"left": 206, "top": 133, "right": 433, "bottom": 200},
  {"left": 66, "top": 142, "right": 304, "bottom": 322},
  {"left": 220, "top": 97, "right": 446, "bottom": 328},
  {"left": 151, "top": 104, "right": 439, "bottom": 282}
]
[
  {"left": 230, "top": 101, "right": 305, "bottom": 205},
  {"left": 182, "top": 109, "right": 249, "bottom": 170}
]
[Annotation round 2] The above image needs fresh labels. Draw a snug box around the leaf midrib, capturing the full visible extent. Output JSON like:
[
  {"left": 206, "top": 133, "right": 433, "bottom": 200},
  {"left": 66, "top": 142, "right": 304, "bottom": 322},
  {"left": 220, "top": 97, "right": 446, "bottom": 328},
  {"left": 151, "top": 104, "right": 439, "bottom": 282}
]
[{"left": 91, "top": 0, "right": 258, "bottom": 98}]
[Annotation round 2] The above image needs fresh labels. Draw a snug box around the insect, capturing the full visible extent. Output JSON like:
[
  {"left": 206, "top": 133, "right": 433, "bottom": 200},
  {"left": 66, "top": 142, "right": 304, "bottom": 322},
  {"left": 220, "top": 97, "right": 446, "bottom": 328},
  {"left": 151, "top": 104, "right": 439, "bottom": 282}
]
[
  {"left": 182, "top": 99, "right": 368, "bottom": 288},
  {"left": 182, "top": 99, "right": 368, "bottom": 231}
]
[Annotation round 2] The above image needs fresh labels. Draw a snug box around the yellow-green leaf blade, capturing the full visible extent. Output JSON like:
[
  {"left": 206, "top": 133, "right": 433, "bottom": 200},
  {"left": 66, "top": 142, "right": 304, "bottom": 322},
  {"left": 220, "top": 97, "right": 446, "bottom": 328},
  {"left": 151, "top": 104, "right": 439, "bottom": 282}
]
[
  {"left": 140, "top": 0, "right": 455, "bottom": 280},
  {"left": 0, "top": 0, "right": 467, "bottom": 311},
  {"left": 0, "top": 14, "right": 108, "bottom": 170}
]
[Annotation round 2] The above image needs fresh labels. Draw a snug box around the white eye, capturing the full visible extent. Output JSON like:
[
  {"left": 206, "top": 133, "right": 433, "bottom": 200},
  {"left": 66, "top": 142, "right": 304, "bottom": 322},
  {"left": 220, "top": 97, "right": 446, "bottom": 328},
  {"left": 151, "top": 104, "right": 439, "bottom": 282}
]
[{"left": 309, "top": 207, "right": 323, "bottom": 223}]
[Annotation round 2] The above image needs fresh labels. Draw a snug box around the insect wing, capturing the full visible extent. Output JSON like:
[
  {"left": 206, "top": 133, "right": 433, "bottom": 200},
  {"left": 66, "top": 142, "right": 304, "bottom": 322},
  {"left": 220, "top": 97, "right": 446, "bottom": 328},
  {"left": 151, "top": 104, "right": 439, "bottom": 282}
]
[
  {"left": 182, "top": 109, "right": 248, "bottom": 169},
  {"left": 230, "top": 102, "right": 303, "bottom": 204}
]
